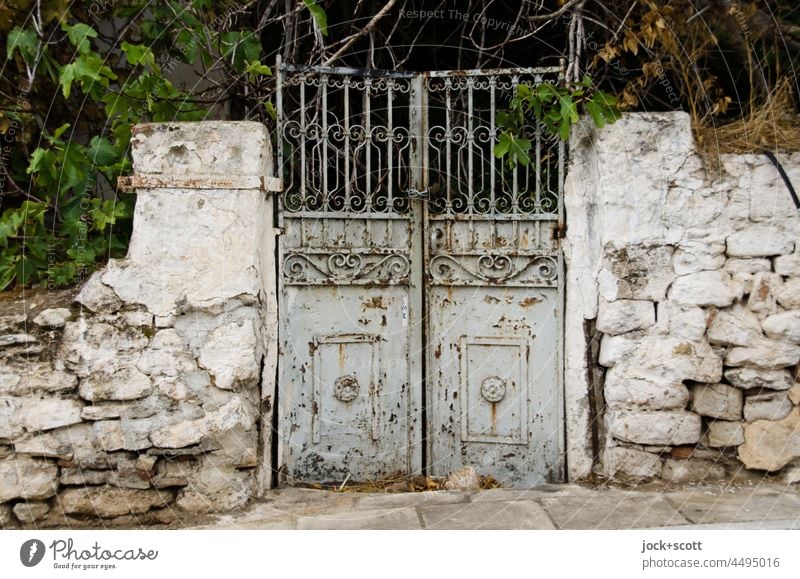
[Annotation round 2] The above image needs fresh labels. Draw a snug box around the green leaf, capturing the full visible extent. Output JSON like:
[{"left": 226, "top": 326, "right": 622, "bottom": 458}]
[
  {"left": 245, "top": 60, "right": 272, "bottom": 79},
  {"left": 493, "top": 132, "right": 512, "bottom": 158},
  {"left": 88, "top": 136, "right": 118, "bottom": 166},
  {"left": 509, "top": 137, "right": 531, "bottom": 166},
  {"left": 6, "top": 27, "right": 39, "bottom": 64},
  {"left": 264, "top": 101, "right": 277, "bottom": 121},
  {"left": 59, "top": 63, "right": 76, "bottom": 98},
  {"left": 303, "top": 0, "right": 329, "bottom": 36},
  {"left": 62, "top": 22, "right": 97, "bottom": 55},
  {"left": 121, "top": 42, "right": 157, "bottom": 69}
]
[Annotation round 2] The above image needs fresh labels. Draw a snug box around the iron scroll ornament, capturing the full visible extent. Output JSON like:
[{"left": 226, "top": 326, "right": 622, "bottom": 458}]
[{"left": 429, "top": 254, "right": 558, "bottom": 285}]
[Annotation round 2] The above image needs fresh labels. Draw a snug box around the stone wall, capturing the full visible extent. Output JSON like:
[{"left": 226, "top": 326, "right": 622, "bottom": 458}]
[
  {"left": 565, "top": 112, "right": 800, "bottom": 483},
  {"left": 0, "top": 122, "right": 278, "bottom": 527}
]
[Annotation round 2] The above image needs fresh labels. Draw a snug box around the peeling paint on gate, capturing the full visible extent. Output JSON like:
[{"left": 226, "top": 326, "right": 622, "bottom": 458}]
[{"left": 275, "top": 59, "right": 565, "bottom": 486}]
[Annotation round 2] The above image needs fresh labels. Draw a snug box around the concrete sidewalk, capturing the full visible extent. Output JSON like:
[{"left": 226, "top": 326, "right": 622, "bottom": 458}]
[{"left": 193, "top": 483, "right": 800, "bottom": 530}]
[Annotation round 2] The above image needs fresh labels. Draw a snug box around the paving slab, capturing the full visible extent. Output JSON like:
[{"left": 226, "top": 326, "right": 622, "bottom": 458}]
[
  {"left": 471, "top": 485, "right": 593, "bottom": 503},
  {"left": 538, "top": 492, "right": 690, "bottom": 529},
  {"left": 296, "top": 507, "right": 421, "bottom": 530},
  {"left": 665, "top": 487, "right": 800, "bottom": 525},
  {"left": 419, "top": 500, "right": 555, "bottom": 529},
  {"left": 355, "top": 490, "right": 469, "bottom": 509}
]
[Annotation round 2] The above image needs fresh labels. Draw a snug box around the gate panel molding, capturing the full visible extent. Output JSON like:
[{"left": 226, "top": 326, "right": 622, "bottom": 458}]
[{"left": 276, "top": 60, "right": 565, "bottom": 486}]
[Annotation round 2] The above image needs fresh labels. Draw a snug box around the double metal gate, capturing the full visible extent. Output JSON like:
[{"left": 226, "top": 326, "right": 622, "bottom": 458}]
[{"left": 275, "top": 58, "right": 565, "bottom": 487}]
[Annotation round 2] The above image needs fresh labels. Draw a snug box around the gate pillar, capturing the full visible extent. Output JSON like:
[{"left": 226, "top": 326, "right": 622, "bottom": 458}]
[{"left": 115, "top": 121, "right": 281, "bottom": 497}]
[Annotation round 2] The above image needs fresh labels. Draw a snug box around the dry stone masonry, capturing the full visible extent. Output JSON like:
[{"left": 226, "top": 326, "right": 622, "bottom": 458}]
[
  {"left": 0, "top": 122, "right": 278, "bottom": 527},
  {"left": 565, "top": 112, "right": 800, "bottom": 483},
  {"left": 2, "top": 113, "right": 799, "bottom": 528}
]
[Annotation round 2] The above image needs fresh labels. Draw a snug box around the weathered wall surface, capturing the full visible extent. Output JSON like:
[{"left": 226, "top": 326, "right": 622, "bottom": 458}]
[
  {"left": 565, "top": 112, "right": 800, "bottom": 483},
  {"left": 0, "top": 122, "right": 278, "bottom": 527}
]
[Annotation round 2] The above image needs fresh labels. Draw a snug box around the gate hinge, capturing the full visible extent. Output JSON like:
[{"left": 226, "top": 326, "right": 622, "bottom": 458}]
[{"left": 551, "top": 223, "right": 567, "bottom": 239}]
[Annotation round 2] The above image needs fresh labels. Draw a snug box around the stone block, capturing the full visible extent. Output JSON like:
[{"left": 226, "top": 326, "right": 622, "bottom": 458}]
[
  {"left": 662, "top": 458, "right": 726, "bottom": 482},
  {"left": 609, "top": 410, "right": 702, "bottom": 445},
  {"left": 744, "top": 391, "right": 793, "bottom": 422},
  {"left": 725, "top": 338, "right": 800, "bottom": 369},
  {"left": 762, "top": 310, "right": 800, "bottom": 344},
  {"left": 777, "top": 279, "right": 800, "bottom": 309},
  {"left": 746, "top": 272, "right": 781, "bottom": 316},
  {"left": 726, "top": 227, "right": 794, "bottom": 257},
  {"left": 0, "top": 457, "right": 59, "bottom": 502},
  {"left": 774, "top": 253, "right": 800, "bottom": 277},
  {"left": 707, "top": 304, "right": 763, "bottom": 347},
  {"left": 670, "top": 270, "right": 739, "bottom": 307},
  {"left": 605, "top": 446, "right": 662, "bottom": 480},
  {"left": 691, "top": 383, "right": 743, "bottom": 420},
  {"left": 58, "top": 486, "right": 175, "bottom": 518},
  {"left": 705, "top": 420, "right": 745, "bottom": 448},
  {"left": 738, "top": 408, "right": 800, "bottom": 471},
  {"left": 596, "top": 299, "right": 656, "bottom": 336},
  {"left": 724, "top": 367, "right": 794, "bottom": 391}
]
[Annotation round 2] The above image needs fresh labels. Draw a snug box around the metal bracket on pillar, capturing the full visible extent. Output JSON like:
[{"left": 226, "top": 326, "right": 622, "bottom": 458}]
[{"left": 117, "top": 174, "right": 283, "bottom": 192}]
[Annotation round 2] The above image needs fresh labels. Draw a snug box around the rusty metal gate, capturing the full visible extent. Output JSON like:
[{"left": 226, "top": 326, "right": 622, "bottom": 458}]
[{"left": 275, "top": 58, "right": 565, "bottom": 487}]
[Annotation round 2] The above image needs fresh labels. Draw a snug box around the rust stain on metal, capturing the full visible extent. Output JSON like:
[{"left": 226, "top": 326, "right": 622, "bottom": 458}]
[
  {"left": 362, "top": 296, "right": 385, "bottom": 309},
  {"left": 338, "top": 342, "right": 346, "bottom": 372},
  {"left": 484, "top": 295, "right": 501, "bottom": 304},
  {"left": 519, "top": 296, "right": 542, "bottom": 308}
]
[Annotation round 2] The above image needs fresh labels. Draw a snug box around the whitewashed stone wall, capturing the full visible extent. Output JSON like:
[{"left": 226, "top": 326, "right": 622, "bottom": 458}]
[
  {"left": 0, "top": 122, "right": 278, "bottom": 527},
  {"left": 565, "top": 112, "right": 800, "bottom": 483}
]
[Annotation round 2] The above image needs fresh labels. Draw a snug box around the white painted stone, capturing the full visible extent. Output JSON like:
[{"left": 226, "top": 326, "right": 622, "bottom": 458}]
[
  {"left": 774, "top": 253, "right": 800, "bottom": 277},
  {"left": 776, "top": 278, "right": 800, "bottom": 309},
  {"left": 604, "top": 369, "right": 689, "bottom": 410},
  {"left": 93, "top": 419, "right": 153, "bottom": 452},
  {"left": 598, "top": 334, "right": 642, "bottom": 367},
  {"left": 661, "top": 304, "right": 708, "bottom": 341},
  {"left": 596, "top": 299, "right": 655, "bottom": 336},
  {"left": 0, "top": 457, "right": 59, "bottom": 502},
  {"left": 13, "top": 501, "right": 50, "bottom": 523},
  {"left": 662, "top": 459, "right": 726, "bottom": 482},
  {"left": 74, "top": 271, "right": 122, "bottom": 312},
  {"left": 0, "top": 397, "right": 83, "bottom": 437},
  {"left": 673, "top": 241, "right": 726, "bottom": 275},
  {"left": 600, "top": 246, "right": 675, "bottom": 301},
  {"left": 744, "top": 392, "right": 793, "bottom": 422},
  {"left": 58, "top": 486, "right": 175, "bottom": 517},
  {"left": 32, "top": 308, "right": 71, "bottom": 328},
  {"left": 605, "top": 446, "right": 662, "bottom": 480},
  {"left": 174, "top": 460, "right": 252, "bottom": 512},
  {"left": 122, "top": 310, "right": 154, "bottom": 327},
  {"left": 0, "top": 334, "right": 37, "bottom": 347},
  {"left": 724, "top": 367, "right": 794, "bottom": 390},
  {"left": 136, "top": 329, "right": 195, "bottom": 377},
  {"left": 762, "top": 311, "right": 800, "bottom": 343},
  {"left": 0, "top": 363, "right": 77, "bottom": 396},
  {"left": 61, "top": 319, "right": 149, "bottom": 377},
  {"left": 13, "top": 432, "right": 73, "bottom": 459},
  {"left": 60, "top": 468, "right": 109, "bottom": 486},
  {"left": 726, "top": 227, "right": 794, "bottom": 257},
  {"left": 746, "top": 272, "right": 781, "bottom": 316},
  {"left": 609, "top": 410, "right": 702, "bottom": 445},
  {"left": 725, "top": 257, "right": 772, "bottom": 274},
  {"left": 705, "top": 420, "right": 745, "bottom": 448},
  {"left": 620, "top": 337, "right": 722, "bottom": 385},
  {"left": 79, "top": 366, "right": 152, "bottom": 402},
  {"left": 149, "top": 397, "right": 251, "bottom": 448},
  {"left": 669, "top": 270, "right": 739, "bottom": 307},
  {"left": 197, "top": 319, "right": 259, "bottom": 390},
  {"left": 691, "top": 383, "right": 743, "bottom": 420},
  {"left": 443, "top": 466, "right": 482, "bottom": 491},
  {"left": 725, "top": 338, "right": 800, "bottom": 369},
  {"left": 738, "top": 408, "right": 800, "bottom": 471},
  {"left": 707, "top": 304, "right": 763, "bottom": 347}
]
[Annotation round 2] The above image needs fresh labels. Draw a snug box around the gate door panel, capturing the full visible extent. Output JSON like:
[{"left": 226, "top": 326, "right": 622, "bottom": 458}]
[
  {"left": 424, "top": 70, "right": 565, "bottom": 486},
  {"left": 276, "top": 61, "right": 565, "bottom": 486},
  {"left": 276, "top": 61, "right": 424, "bottom": 483}
]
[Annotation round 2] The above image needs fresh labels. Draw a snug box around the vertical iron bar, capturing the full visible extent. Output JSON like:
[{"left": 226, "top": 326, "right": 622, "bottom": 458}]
[
  {"left": 364, "top": 78, "right": 372, "bottom": 212},
  {"left": 445, "top": 79, "right": 452, "bottom": 212},
  {"left": 344, "top": 77, "right": 351, "bottom": 210}
]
